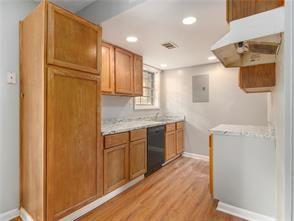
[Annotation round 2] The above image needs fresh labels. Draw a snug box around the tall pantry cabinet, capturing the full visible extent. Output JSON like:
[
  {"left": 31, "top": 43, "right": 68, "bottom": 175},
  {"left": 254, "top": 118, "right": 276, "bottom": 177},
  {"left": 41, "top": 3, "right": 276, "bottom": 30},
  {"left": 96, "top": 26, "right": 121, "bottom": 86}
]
[{"left": 20, "top": 2, "right": 102, "bottom": 221}]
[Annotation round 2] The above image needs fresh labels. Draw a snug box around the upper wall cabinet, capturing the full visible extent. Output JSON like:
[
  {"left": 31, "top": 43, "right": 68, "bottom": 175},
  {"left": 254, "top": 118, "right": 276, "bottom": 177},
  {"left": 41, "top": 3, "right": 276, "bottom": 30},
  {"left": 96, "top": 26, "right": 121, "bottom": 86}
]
[
  {"left": 239, "top": 63, "right": 276, "bottom": 93},
  {"left": 133, "top": 55, "right": 143, "bottom": 96},
  {"left": 115, "top": 47, "right": 134, "bottom": 95},
  {"left": 47, "top": 4, "right": 101, "bottom": 74},
  {"left": 101, "top": 41, "right": 143, "bottom": 96},
  {"left": 101, "top": 42, "right": 114, "bottom": 94},
  {"left": 226, "top": 0, "right": 284, "bottom": 22}
]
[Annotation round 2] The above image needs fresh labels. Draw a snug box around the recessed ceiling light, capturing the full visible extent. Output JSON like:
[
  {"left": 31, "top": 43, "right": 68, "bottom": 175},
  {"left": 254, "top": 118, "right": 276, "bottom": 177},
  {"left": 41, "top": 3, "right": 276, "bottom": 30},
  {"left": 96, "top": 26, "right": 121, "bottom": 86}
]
[
  {"left": 208, "top": 56, "right": 217, "bottom": 61},
  {"left": 126, "top": 36, "right": 138, "bottom": 43},
  {"left": 161, "top": 64, "right": 167, "bottom": 68},
  {"left": 182, "top": 16, "right": 197, "bottom": 25}
]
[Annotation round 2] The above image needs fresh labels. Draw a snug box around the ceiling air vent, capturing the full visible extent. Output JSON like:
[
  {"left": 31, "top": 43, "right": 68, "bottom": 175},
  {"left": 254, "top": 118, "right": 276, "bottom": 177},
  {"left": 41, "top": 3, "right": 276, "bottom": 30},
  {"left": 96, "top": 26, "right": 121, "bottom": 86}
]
[{"left": 161, "top": 41, "right": 178, "bottom": 49}]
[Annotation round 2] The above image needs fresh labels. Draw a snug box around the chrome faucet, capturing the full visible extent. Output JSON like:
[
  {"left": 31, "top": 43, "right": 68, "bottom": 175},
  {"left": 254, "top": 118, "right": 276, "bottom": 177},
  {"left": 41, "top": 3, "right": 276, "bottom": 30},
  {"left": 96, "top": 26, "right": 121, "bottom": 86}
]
[{"left": 155, "top": 112, "right": 160, "bottom": 119}]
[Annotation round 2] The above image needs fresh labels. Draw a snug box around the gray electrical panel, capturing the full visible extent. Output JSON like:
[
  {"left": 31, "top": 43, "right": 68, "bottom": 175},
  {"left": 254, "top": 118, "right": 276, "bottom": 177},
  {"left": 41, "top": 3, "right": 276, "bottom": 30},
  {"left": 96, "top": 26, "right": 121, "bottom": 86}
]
[{"left": 192, "top": 75, "right": 209, "bottom": 103}]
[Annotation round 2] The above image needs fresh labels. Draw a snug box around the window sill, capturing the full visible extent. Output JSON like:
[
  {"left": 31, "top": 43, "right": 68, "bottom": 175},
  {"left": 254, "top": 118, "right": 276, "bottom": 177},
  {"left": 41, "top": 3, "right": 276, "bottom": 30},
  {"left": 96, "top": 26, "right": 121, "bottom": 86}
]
[{"left": 134, "top": 105, "right": 160, "bottom": 110}]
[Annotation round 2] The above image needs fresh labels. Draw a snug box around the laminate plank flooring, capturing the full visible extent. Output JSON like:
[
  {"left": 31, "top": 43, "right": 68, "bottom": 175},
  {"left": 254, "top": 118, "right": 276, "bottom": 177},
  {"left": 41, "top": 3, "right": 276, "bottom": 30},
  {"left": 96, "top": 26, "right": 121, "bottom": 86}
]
[{"left": 79, "top": 157, "right": 246, "bottom": 221}]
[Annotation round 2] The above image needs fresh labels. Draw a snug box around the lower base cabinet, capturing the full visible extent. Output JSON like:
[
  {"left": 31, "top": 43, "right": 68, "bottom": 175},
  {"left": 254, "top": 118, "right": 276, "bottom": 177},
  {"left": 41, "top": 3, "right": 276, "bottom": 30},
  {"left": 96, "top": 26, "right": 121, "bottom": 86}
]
[
  {"left": 165, "top": 130, "right": 177, "bottom": 161},
  {"left": 176, "top": 122, "right": 184, "bottom": 154},
  {"left": 103, "top": 129, "right": 147, "bottom": 194},
  {"left": 104, "top": 139, "right": 129, "bottom": 194},
  {"left": 103, "top": 123, "right": 183, "bottom": 194},
  {"left": 176, "top": 129, "right": 184, "bottom": 154},
  {"left": 130, "top": 138, "right": 147, "bottom": 180},
  {"left": 165, "top": 122, "right": 185, "bottom": 161}
]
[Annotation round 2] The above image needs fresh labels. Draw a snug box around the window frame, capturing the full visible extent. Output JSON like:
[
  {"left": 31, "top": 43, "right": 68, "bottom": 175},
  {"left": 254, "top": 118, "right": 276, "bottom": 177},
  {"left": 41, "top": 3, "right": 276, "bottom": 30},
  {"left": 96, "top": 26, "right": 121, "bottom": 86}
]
[{"left": 134, "top": 65, "right": 161, "bottom": 110}]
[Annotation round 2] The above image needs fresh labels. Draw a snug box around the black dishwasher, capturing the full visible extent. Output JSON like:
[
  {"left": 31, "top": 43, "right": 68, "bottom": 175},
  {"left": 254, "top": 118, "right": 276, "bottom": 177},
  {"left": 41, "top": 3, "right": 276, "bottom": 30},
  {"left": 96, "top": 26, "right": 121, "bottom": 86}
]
[{"left": 146, "top": 126, "right": 165, "bottom": 176}]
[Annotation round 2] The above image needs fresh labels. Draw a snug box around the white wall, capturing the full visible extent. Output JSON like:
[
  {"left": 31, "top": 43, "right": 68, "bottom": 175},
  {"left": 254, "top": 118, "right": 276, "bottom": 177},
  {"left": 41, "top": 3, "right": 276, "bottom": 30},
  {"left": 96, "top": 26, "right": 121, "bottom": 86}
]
[
  {"left": 77, "top": 0, "right": 145, "bottom": 24},
  {"left": 271, "top": 39, "right": 286, "bottom": 221},
  {"left": 162, "top": 63, "right": 268, "bottom": 156},
  {"left": 270, "top": 1, "right": 293, "bottom": 220},
  {"left": 0, "top": 1, "right": 37, "bottom": 214}
]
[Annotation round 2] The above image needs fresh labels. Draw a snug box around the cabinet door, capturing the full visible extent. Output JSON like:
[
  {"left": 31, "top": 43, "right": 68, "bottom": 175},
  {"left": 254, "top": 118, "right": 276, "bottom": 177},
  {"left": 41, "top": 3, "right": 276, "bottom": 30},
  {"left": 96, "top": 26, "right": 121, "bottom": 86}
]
[
  {"left": 47, "top": 3, "right": 101, "bottom": 74},
  {"left": 130, "top": 139, "right": 147, "bottom": 180},
  {"left": 101, "top": 42, "right": 114, "bottom": 94},
  {"left": 115, "top": 47, "right": 134, "bottom": 95},
  {"left": 165, "top": 131, "right": 177, "bottom": 161},
  {"left": 104, "top": 144, "right": 129, "bottom": 194},
  {"left": 46, "top": 67, "right": 103, "bottom": 221},
  {"left": 227, "top": 0, "right": 284, "bottom": 22},
  {"left": 239, "top": 63, "right": 276, "bottom": 93},
  {"left": 176, "top": 130, "right": 184, "bottom": 154},
  {"left": 133, "top": 55, "right": 143, "bottom": 96}
]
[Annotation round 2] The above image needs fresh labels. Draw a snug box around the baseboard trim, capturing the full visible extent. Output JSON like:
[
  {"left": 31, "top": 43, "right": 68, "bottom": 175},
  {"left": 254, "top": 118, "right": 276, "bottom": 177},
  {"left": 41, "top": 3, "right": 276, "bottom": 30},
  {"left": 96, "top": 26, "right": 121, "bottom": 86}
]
[
  {"left": 0, "top": 209, "right": 19, "bottom": 221},
  {"left": 162, "top": 154, "right": 182, "bottom": 166},
  {"left": 20, "top": 208, "right": 34, "bottom": 221},
  {"left": 182, "top": 152, "right": 209, "bottom": 161},
  {"left": 217, "top": 202, "right": 276, "bottom": 221},
  {"left": 61, "top": 175, "right": 144, "bottom": 221}
]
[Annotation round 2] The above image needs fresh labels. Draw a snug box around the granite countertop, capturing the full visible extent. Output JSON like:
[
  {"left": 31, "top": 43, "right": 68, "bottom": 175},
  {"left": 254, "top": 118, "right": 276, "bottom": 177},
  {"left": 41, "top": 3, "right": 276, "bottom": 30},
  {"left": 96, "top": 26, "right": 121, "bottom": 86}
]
[
  {"left": 102, "top": 115, "right": 185, "bottom": 136},
  {"left": 209, "top": 124, "right": 275, "bottom": 140}
]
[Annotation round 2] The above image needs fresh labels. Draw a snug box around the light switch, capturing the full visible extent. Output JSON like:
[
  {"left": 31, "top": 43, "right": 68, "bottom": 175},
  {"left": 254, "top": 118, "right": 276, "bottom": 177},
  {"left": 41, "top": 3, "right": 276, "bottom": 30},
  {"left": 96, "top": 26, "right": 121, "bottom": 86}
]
[{"left": 7, "top": 72, "right": 17, "bottom": 85}]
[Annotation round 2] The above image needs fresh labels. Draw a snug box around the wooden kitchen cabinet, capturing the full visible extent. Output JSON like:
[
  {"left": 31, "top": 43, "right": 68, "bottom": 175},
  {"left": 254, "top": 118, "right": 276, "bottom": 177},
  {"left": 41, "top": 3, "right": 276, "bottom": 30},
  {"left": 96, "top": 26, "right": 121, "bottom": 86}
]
[
  {"left": 165, "top": 124, "right": 177, "bottom": 161},
  {"left": 101, "top": 42, "right": 114, "bottom": 94},
  {"left": 130, "top": 129, "right": 147, "bottom": 180},
  {"left": 104, "top": 142, "right": 130, "bottom": 194},
  {"left": 101, "top": 41, "right": 144, "bottom": 96},
  {"left": 133, "top": 55, "right": 143, "bottom": 96},
  {"left": 104, "top": 132, "right": 129, "bottom": 148},
  {"left": 47, "top": 3, "right": 101, "bottom": 74},
  {"left": 226, "top": 0, "right": 284, "bottom": 22},
  {"left": 46, "top": 67, "right": 102, "bottom": 220},
  {"left": 176, "top": 122, "right": 184, "bottom": 154},
  {"left": 20, "top": 2, "right": 102, "bottom": 221},
  {"left": 239, "top": 63, "right": 276, "bottom": 93},
  {"left": 209, "top": 134, "right": 214, "bottom": 197},
  {"left": 115, "top": 47, "right": 134, "bottom": 95}
]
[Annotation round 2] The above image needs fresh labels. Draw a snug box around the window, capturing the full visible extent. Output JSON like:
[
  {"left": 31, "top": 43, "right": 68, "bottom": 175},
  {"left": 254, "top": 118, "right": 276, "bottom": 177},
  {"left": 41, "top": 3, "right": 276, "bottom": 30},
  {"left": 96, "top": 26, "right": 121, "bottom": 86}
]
[
  {"left": 135, "top": 66, "right": 160, "bottom": 110},
  {"left": 135, "top": 71, "right": 154, "bottom": 105}
]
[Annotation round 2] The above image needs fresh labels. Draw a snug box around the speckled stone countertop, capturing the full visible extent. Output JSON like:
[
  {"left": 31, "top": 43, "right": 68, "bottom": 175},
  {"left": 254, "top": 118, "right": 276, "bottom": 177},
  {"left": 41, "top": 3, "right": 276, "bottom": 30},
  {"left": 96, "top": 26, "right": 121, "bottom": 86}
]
[
  {"left": 102, "top": 115, "right": 185, "bottom": 136},
  {"left": 209, "top": 124, "right": 275, "bottom": 140}
]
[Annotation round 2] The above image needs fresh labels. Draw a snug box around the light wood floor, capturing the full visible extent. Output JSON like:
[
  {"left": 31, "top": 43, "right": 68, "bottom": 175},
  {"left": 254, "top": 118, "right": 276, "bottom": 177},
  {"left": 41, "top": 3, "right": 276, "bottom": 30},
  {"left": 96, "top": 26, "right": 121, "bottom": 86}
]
[{"left": 79, "top": 157, "right": 246, "bottom": 221}]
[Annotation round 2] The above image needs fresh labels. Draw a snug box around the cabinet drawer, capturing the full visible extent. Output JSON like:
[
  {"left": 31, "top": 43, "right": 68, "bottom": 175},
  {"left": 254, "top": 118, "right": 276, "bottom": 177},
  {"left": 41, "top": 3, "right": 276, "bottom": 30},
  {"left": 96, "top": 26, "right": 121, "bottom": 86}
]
[
  {"left": 104, "top": 132, "right": 129, "bottom": 148},
  {"left": 166, "top": 123, "right": 176, "bottom": 132},
  {"left": 176, "top": 122, "right": 184, "bottom": 130},
  {"left": 130, "top": 128, "right": 147, "bottom": 141}
]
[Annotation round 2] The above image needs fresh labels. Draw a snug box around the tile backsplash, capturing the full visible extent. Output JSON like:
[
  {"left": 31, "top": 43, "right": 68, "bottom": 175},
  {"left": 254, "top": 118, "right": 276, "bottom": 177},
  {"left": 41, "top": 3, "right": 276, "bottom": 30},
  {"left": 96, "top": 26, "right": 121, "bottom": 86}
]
[{"left": 101, "top": 95, "right": 161, "bottom": 120}]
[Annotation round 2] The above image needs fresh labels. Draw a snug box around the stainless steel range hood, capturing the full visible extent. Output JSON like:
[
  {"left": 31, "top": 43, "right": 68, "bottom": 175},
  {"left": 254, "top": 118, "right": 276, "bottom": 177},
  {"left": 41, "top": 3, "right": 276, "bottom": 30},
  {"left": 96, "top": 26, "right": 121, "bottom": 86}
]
[{"left": 211, "top": 7, "right": 285, "bottom": 68}]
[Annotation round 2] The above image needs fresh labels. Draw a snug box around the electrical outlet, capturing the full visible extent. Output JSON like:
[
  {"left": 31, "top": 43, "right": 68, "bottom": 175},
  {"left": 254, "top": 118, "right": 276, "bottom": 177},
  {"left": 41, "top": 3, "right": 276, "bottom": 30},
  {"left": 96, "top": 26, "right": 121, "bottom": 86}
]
[{"left": 7, "top": 72, "right": 16, "bottom": 85}]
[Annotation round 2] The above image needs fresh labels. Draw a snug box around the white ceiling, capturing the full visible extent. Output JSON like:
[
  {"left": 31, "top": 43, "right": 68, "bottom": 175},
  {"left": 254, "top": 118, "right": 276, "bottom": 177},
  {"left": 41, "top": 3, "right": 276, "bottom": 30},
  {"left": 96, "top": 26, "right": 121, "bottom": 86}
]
[{"left": 102, "top": 0, "right": 229, "bottom": 70}]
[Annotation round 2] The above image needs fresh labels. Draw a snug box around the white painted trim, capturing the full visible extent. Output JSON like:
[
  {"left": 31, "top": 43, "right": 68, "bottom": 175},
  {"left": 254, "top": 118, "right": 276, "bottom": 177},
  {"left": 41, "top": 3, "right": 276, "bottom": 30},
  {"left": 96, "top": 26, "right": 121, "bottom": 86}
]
[
  {"left": 182, "top": 152, "right": 209, "bottom": 162},
  {"left": 20, "top": 208, "right": 34, "bottom": 221},
  {"left": 0, "top": 209, "right": 19, "bottom": 221},
  {"left": 60, "top": 175, "right": 144, "bottom": 221},
  {"left": 217, "top": 202, "right": 276, "bottom": 221}
]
